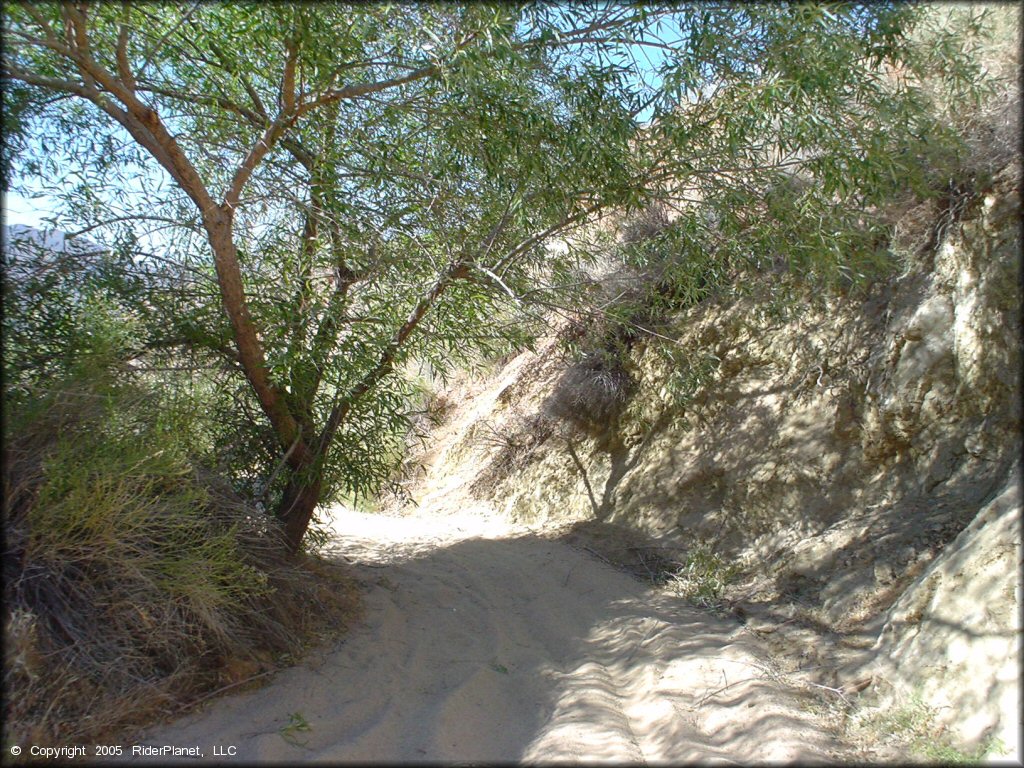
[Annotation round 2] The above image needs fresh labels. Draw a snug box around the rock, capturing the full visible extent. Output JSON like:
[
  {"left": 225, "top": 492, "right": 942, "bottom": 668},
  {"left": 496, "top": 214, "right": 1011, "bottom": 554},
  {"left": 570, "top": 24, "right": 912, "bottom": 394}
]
[{"left": 869, "top": 471, "right": 1020, "bottom": 753}]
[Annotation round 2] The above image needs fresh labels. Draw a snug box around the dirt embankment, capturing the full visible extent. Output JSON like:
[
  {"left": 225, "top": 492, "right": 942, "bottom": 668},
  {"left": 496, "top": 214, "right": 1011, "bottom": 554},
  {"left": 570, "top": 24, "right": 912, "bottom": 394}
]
[{"left": 396, "top": 162, "right": 1021, "bottom": 758}]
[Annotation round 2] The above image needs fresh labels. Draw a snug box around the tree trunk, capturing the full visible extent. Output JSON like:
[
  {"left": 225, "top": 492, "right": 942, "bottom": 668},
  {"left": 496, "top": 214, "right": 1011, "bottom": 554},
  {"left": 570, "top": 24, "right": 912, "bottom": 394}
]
[{"left": 276, "top": 461, "right": 325, "bottom": 555}]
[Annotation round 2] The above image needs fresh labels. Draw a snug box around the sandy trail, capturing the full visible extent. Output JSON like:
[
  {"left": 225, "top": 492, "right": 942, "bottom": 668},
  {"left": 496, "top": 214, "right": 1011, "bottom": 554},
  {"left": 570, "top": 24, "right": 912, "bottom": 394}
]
[{"left": 135, "top": 504, "right": 844, "bottom": 763}]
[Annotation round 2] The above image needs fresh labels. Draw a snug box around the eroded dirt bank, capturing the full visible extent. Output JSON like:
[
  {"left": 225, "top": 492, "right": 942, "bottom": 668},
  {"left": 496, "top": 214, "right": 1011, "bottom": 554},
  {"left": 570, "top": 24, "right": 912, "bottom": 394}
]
[
  {"left": 391, "top": 162, "right": 1021, "bottom": 758},
  {"left": 136, "top": 505, "right": 856, "bottom": 763}
]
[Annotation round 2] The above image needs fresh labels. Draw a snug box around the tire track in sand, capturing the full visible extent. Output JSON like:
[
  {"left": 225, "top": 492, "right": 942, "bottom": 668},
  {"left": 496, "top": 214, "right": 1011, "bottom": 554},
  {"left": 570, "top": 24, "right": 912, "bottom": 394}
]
[{"left": 135, "top": 505, "right": 846, "bottom": 763}]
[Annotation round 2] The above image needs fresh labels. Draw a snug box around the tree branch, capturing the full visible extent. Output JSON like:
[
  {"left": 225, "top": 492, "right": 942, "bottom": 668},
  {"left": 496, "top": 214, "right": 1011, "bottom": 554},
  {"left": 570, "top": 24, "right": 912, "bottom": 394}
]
[
  {"left": 223, "top": 114, "right": 294, "bottom": 212},
  {"left": 137, "top": 1, "right": 201, "bottom": 79},
  {"left": 64, "top": 213, "right": 203, "bottom": 237},
  {"left": 29, "top": 4, "right": 310, "bottom": 466},
  {"left": 279, "top": 36, "right": 297, "bottom": 113},
  {"left": 224, "top": 39, "right": 299, "bottom": 212},
  {"left": 2, "top": 63, "right": 92, "bottom": 99},
  {"left": 134, "top": 82, "right": 264, "bottom": 126},
  {"left": 115, "top": 9, "right": 136, "bottom": 92},
  {"left": 316, "top": 257, "right": 469, "bottom": 454},
  {"left": 297, "top": 63, "right": 438, "bottom": 115},
  {"left": 19, "top": 2, "right": 63, "bottom": 47},
  {"left": 238, "top": 70, "right": 269, "bottom": 121},
  {"left": 6, "top": 27, "right": 73, "bottom": 56},
  {"left": 492, "top": 200, "right": 606, "bottom": 274}
]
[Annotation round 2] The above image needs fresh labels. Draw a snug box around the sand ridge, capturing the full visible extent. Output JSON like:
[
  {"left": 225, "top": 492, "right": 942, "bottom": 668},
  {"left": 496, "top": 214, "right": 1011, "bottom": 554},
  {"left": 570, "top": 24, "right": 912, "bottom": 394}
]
[{"left": 134, "top": 504, "right": 846, "bottom": 763}]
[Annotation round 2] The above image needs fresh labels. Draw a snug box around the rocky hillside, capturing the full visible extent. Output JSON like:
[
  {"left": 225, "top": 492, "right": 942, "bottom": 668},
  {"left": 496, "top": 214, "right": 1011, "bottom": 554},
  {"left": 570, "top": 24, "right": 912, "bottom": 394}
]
[{"left": 391, "top": 161, "right": 1021, "bottom": 759}]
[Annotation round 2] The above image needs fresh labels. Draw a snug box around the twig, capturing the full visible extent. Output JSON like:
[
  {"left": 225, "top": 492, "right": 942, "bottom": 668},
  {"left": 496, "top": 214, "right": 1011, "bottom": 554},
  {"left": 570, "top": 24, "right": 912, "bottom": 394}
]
[
  {"left": 178, "top": 669, "right": 276, "bottom": 712},
  {"left": 625, "top": 620, "right": 659, "bottom": 663},
  {"left": 581, "top": 545, "right": 616, "bottom": 569},
  {"left": 563, "top": 562, "right": 579, "bottom": 587},
  {"left": 636, "top": 550, "right": 657, "bottom": 582},
  {"left": 698, "top": 669, "right": 746, "bottom": 707},
  {"left": 803, "top": 680, "right": 851, "bottom": 705}
]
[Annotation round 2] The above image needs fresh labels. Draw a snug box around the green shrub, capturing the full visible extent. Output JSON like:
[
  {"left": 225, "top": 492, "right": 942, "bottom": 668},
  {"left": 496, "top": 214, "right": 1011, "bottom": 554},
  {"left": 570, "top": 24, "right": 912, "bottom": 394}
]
[
  {"left": 3, "top": 369, "right": 358, "bottom": 747},
  {"left": 654, "top": 346, "right": 722, "bottom": 411},
  {"left": 849, "top": 692, "right": 1011, "bottom": 763},
  {"left": 667, "top": 544, "right": 739, "bottom": 609}
]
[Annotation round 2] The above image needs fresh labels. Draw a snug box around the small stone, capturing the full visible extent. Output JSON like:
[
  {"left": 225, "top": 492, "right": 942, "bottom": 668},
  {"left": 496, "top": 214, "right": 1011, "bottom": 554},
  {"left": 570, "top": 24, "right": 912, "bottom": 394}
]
[{"left": 874, "top": 563, "right": 894, "bottom": 585}]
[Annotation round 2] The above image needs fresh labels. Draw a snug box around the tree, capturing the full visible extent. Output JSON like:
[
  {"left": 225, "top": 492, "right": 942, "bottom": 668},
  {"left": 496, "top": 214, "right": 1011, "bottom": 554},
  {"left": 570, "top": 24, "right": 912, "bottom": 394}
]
[{"left": 2, "top": 2, "right": 985, "bottom": 552}]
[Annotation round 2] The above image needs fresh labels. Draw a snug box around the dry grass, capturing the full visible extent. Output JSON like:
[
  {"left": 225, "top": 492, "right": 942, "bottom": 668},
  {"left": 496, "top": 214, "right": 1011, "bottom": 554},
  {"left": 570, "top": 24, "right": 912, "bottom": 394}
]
[
  {"left": 845, "top": 688, "right": 1011, "bottom": 763},
  {"left": 543, "top": 350, "right": 636, "bottom": 435},
  {"left": 2, "top": 377, "right": 361, "bottom": 750},
  {"left": 467, "top": 412, "right": 556, "bottom": 498}
]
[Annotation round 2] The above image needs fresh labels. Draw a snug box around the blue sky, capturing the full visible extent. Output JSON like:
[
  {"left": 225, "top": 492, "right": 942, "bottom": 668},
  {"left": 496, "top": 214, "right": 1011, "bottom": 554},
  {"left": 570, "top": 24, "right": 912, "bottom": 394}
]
[{"left": 4, "top": 188, "right": 57, "bottom": 229}]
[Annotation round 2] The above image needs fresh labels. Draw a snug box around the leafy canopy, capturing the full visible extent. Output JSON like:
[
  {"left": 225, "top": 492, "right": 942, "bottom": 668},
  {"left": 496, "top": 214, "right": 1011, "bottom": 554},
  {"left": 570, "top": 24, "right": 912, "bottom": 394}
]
[{"left": 2, "top": 3, "right": 987, "bottom": 536}]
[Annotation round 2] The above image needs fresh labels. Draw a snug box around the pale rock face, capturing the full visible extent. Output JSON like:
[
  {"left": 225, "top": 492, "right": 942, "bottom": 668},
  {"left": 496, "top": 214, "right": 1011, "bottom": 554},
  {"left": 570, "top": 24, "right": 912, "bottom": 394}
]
[
  {"left": 870, "top": 471, "right": 1021, "bottom": 755},
  {"left": 891, "top": 294, "right": 954, "bottom": 391}
]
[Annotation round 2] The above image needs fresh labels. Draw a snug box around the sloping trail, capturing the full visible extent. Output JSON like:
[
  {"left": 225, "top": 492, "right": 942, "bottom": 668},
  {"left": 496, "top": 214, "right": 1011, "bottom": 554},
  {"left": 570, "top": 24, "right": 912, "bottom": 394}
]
[{"left": 136, "top": 504, "right": 851, "bottom": 763}]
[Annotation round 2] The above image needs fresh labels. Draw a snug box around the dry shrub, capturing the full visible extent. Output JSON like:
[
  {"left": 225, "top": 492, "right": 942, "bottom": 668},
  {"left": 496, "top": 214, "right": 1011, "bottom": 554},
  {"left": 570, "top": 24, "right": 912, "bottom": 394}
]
[
  {"left": 961, "top": 78, "right": 1021, "bottom": 183},
  {"left": 543, "top": 351, "right": 635, "bottom": 435},
  {"left": 2, "top": 378, "right": 360, "bottom": 748},
  {"left": 620, "top": 202, "right": 672, "bottom": 245},
  {"left": 910, "top": 5, "right": 1022, "bottom": 189},
  {"left": 867, "top": 7, "right": 1020, "bottom": 269},
  {"left": 468, "top": 412, "right": 555, "bottom": 496},
  {"left": 956, "top": 5, "right": 1021, "bottom": 183}
]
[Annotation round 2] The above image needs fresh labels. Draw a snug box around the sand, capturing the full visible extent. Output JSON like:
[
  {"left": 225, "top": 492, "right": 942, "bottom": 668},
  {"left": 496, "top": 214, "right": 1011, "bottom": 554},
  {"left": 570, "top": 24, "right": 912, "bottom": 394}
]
[{"left": 132, "top": 503, "right": 846, "bottom": 763}]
